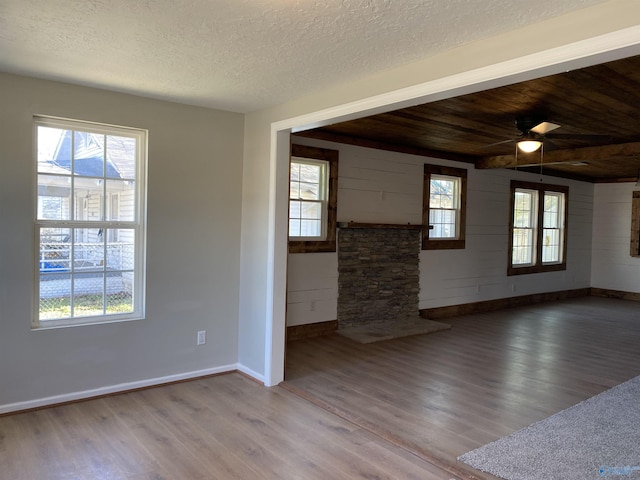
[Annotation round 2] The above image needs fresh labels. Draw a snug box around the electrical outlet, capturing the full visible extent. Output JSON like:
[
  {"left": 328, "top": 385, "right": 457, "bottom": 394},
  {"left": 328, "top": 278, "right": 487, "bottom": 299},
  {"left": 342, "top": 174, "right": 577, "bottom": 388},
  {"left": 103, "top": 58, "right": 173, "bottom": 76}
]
[
  {"left": 197, "top": 330, "right": 206, "bottom": 345},
  {"left": 310, "top": 301, "right": 316, "bottom": 312}
]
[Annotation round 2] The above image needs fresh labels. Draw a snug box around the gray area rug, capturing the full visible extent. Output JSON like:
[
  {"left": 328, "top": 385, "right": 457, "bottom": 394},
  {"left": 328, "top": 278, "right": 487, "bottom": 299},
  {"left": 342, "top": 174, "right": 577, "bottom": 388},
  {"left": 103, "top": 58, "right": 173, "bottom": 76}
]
[
  {"left": 458, "top": 375, "right": 640, "bottom": 480},
  {"left": 337, "top": 317, "right": 451, "bottom": 344}
]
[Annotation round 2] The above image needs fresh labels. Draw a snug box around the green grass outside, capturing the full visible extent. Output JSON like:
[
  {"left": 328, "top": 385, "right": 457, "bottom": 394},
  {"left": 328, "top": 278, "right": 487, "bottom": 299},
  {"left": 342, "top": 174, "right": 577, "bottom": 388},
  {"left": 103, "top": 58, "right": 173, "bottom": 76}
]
[{"left": 40, "top": 293, "right": 133, "bottom": 319}]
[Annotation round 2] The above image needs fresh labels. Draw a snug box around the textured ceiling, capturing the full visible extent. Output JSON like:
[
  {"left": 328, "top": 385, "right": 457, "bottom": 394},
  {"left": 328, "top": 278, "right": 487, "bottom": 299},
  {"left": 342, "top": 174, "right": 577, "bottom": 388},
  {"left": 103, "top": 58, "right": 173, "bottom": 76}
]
[{"left": 0, "top": 0, "right": 606, "bottom": 113}]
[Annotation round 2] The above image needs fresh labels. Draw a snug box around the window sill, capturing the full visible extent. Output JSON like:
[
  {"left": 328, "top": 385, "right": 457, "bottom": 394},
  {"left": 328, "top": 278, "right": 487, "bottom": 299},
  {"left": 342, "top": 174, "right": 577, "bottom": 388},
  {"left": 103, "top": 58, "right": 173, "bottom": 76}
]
[
  {"left": 288, "top": 240, "right": 336, "bottom": 254},
  {"left": 507, "top": 262, "right": 566, "bottom": 276},
  {"left": 422, "top": 239, "right": 465, "bottom": 250}
]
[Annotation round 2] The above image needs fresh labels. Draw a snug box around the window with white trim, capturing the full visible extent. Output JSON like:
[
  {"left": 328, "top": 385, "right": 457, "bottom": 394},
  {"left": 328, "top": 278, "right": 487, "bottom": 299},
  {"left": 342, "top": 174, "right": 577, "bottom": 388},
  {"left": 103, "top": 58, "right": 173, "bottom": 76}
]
[
  {"left": 34, "top": 116, "right": 147, "bottom": 328},
  {"left": 508, "top": 180, "right": 567, "bottom": 275}
]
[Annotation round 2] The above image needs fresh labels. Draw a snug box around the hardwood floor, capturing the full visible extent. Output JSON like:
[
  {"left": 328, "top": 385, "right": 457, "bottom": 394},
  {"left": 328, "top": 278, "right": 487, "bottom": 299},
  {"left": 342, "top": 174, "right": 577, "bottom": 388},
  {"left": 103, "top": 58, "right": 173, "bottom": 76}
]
[
  {"left": 4, "top": 297, "right": 639, "bottom": 479},
  {"left": 284, "top": 296, "right": 640, "bottom": 478},
  {"left": 0, "top": 373, "right": 459, "bottom": 479}
]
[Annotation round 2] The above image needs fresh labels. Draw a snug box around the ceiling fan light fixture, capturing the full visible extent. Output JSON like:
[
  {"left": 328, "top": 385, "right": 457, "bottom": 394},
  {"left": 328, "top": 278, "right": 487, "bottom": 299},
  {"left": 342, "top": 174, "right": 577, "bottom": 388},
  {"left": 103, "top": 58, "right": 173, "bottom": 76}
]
[{"left": 517, "top": 139, "right": 543, "bottom": 153}]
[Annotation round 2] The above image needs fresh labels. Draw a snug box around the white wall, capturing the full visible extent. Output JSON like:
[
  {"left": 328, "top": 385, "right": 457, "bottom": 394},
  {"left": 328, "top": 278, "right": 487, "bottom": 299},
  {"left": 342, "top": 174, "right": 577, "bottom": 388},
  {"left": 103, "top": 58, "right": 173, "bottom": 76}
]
[
  {"left": 591, "top": 183, "right": 640, "bottom": 292},
  {"left": 0, "top": 73, "right": 244, "bottom": 410},
  {"left": 286, "top": 138, "right": 594, "bottom": 326}
]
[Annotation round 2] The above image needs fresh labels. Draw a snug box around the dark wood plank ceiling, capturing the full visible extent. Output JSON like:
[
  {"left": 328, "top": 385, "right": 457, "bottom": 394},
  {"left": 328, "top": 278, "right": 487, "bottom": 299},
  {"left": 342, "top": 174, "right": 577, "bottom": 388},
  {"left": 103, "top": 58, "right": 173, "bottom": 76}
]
[{"left": 296, "top": 55, "right": 640, "bottom": 182}]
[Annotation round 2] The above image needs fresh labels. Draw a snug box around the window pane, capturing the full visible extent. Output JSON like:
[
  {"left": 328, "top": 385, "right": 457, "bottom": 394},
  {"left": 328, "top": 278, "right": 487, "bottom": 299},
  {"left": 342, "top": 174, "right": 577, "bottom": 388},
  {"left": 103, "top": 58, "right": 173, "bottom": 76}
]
[
  {"left": 299, "top": 163, "right": 320, "bottom": 184},
  {"left": 513, "top": 191, "right": 535, "bottom": 228},
  {"left": 74, "top": 131, "right": 105, "bottom": 176},
  {"left": 290, "top": 162, "right": 301, "bottom": 182},
  {"left": 542, "top": 229, "right": 561, "bottom": 262},
  {"left": 512, "top": 228, "right": 534, "bottom": 265},
  {"left": 289, "top": 201, "right": 301, "bottom": 218},
  {"left": 106, "top": 135, "right": 136, "bottom": 180},
  {"left": 40, "top": 228, "right": 71, "bottom": 272},
  {"left": 106, "top": 229, "right": 135, "bottom": 270},
  {"left": 289, "top": 219, "right": 301, "bottom": 237},
  {"left": 73, "top": 273, "right": 105, "bottom": 317},
  {"left": 106, "top": 272, "right": 133, "bottom": 314},
  {"left": 289, "top": 181, "right": 300, "bottom": 199},
  {"left": 300, "top": 219, "right": 321, "bottom": 237},
  {"left": 38, "top": 126, "right": 71, "bottom": 174},
  {"left": 106, "top": 180, "right": 134, "bottom": 221},
  {"left": 430, "top": 177, "right": 456, "bottom": 209},
  {"left": 38, "top": 176, "right": 71, "bottom": 220},
  {"left": 74, "top": 177, "right": 104, "bottom": 221},
  {"left": 39, "top": 273, "right": 71, "bottom": 320},
  {"left": 73, "top": 228, "right": 104, "bottom": 272},
  {"left": 299, "top": 181, "right": 319, "bottom": 200},
  {"left": 429, "top": 209, "right": 456, "bottom": 238},
  {"left": 543, "top": 193, "right": 561, "bottom": 228},
  {"left": 301, "top": 201, "right": 321, "bottom": 220}
]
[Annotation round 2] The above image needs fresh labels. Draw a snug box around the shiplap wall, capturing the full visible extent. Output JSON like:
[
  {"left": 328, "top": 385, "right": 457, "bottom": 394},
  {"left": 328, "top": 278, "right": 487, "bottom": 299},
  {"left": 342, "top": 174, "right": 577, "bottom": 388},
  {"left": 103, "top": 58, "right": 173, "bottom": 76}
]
[
  {"left": 287, "top": 137, "right": 594, "bottom": 327},
  {"left": 591, "top": 183, "right": 640, "bottom": 292}
]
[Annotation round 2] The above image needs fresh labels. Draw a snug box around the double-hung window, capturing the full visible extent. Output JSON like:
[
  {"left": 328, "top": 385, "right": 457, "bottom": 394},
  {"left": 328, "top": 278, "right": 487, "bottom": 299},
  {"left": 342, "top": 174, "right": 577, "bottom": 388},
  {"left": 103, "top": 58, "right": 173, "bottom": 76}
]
[
  {"left": 422, "top": 164, "right": 467, "bottom": 249},
  {"left": 288, "top": 144, "right": 338, "bottom": 253},
  {"left": 289, "top": 159, "right": 327, "bottom": 239},
  {"left": 508, "top": 180, "right": 567, "bottom": 275},
  {"left": 34, "top": 116, "right": 147, "bottom": 328}
]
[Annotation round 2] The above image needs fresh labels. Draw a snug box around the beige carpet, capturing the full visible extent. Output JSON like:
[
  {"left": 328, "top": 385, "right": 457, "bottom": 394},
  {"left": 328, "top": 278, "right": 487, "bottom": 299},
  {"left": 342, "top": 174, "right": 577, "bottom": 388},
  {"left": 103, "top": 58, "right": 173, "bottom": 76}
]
[
  {"left": 336, "top": 317, "right": 451, "bottom": 343},
  {"left": 459, "top": 374, "right": 640, "bottom": 480}
]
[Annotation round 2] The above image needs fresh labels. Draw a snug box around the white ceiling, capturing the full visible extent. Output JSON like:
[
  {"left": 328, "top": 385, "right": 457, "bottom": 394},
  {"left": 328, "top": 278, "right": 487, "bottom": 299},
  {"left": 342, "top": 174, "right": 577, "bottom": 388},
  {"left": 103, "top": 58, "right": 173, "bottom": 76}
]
[{"left": 0, "top": 0, "right": 607, "bottom": 113}]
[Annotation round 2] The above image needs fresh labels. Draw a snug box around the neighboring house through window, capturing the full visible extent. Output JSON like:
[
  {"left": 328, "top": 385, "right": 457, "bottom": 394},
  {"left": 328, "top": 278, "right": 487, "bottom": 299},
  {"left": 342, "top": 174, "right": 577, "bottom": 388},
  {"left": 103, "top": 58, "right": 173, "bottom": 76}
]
[
  {"left": 34, "top": 116, "right": 147, "bottom": 328},
  {"left": 508, "top": 180, "right": 568, "bottom": 275},
  {"left": 422, "top": 164, "right": 467, "bottom": 250},
  {"left": 288, "top": 144, "right": 338, "bottom": 253}
]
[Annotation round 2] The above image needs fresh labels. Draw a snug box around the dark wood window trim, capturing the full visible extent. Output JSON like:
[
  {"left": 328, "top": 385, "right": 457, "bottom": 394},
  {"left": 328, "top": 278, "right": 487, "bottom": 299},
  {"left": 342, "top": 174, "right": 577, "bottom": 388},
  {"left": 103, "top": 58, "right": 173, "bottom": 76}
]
[
  {"left": 631, "top": 191, "right": 640, "bottom": 257},
  {"left": 508, "top": 180, "right": 568, "bottom": 276},
  {"left": 422, "top": 164, "right": 467, "bottom": 250},
  {"left": 288, "top": 144, "right": 338, "bottom": 253}
]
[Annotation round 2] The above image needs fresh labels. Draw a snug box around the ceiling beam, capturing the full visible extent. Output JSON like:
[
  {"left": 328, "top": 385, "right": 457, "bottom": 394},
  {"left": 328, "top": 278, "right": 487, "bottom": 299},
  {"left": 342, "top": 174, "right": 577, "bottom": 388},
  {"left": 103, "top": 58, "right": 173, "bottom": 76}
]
[
  {"left": 293, "top": 131, "right": 478, "bottom": 164},
  {"left": 477, "top": 142, "right": 640, "bottom": 169}
]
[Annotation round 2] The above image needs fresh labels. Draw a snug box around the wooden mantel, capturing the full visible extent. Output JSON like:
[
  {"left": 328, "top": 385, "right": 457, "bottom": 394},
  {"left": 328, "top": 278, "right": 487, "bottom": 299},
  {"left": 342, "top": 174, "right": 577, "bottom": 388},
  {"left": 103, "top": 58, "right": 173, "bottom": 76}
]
[{"left": 337, "top": 222, "right": 424, "bottom": 230}]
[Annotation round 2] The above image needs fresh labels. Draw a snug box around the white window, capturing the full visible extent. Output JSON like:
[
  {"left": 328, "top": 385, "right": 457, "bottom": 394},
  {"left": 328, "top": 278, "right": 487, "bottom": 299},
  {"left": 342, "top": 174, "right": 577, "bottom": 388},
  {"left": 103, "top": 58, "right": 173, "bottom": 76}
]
[
  {"left": 34, "top": 116, "right": 147, "bottom": 328},
  {"left": 512, "top": 189, "right": 537, "bottom": 266},
  {"left": 289, "top": 158, "right": 328, "bottom": 240},
  {"left": 542, "top": 192, "right": 564, "bottom": 263},
  {"left": 422, "top": 164, "right": 467, "bottom": 250},
  {"left": 509, "top": 181, "right": 567, "bottom": 275},
  {"left": 429, "top": 174, "right": 460, "bottom": 239}
]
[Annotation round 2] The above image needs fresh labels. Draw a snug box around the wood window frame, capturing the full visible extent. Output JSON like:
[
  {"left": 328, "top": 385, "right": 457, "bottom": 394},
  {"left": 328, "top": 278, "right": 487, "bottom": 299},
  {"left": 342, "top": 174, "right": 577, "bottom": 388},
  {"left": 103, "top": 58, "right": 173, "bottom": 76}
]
[
  {"left": 508, "top": 180, "right": 568, "bottom": 276},
  {"left": 422, "top": 164, "right": 467, "bottom": 250},
  {"left": 631, "top": 191, "right": 640, "bottom": 257},
  {"left": 288, "top": 144, "right": 338, "bottom": 253}
]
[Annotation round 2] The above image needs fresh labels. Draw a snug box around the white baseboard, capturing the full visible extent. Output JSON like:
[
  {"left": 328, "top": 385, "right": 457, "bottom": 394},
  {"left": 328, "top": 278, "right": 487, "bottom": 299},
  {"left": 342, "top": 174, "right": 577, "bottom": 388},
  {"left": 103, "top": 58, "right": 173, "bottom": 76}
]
[
  {"left": 236, "top": 363, "right": 266, "bottom": 384},
  {"left": 0, "top": 364, "right": 241, "bottom": 415}
]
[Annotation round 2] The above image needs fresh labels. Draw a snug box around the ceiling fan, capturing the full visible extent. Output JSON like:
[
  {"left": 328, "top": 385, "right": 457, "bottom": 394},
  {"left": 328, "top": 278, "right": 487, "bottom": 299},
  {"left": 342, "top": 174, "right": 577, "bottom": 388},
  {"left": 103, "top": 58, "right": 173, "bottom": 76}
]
[
  {"left": 487, "top": 116, "right": 614, "bottom": 153},
  {"left": 513, "top": 117, "right": 560, "bottom": 153}
]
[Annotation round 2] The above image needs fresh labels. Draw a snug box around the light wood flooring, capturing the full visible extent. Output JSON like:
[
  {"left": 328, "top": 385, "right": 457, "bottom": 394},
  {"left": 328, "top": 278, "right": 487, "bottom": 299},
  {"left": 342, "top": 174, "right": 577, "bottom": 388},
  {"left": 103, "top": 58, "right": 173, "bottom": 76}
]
[
  {"left": 284, "top": 296, "right": 640, "bottom": 479},
  {"left": 4, "top": 297, "right": 639, "bottom": 480},
  {"left": 0, "top": 372, "right": 459, "bottom": 479}
]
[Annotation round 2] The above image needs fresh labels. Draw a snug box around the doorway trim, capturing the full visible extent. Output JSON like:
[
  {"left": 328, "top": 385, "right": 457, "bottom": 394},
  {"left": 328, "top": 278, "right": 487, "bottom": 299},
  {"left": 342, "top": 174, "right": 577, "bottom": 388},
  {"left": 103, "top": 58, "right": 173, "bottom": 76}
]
[{"left": 265, "top": 26, "right": 640, "bottom": 386}]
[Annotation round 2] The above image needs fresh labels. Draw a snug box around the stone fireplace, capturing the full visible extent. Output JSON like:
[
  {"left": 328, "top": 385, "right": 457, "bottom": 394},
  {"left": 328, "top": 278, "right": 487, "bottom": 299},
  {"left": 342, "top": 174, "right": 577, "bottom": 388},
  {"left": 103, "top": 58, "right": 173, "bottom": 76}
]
[{"left": 337, "top": 223, "right": 422, "bottom": 330}]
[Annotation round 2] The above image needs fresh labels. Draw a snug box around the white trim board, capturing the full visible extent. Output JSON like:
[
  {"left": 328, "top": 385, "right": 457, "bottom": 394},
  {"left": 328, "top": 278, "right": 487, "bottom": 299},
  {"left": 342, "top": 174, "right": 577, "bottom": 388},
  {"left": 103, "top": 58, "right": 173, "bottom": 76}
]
[{"left": 0, "top": 364, "right": 254, "bottom": 415}]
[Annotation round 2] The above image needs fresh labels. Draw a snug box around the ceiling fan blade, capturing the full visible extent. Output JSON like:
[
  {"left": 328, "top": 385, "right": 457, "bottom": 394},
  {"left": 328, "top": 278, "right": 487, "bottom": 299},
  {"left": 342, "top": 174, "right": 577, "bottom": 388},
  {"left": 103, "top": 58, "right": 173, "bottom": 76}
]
[
  {"left": 530, "top": 121, "right": 561, "bottom": 135},
  {"left": 483, "top": 138, "right": 516, "bottom": 148}
]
